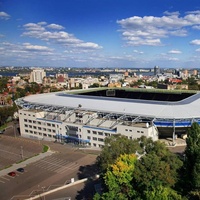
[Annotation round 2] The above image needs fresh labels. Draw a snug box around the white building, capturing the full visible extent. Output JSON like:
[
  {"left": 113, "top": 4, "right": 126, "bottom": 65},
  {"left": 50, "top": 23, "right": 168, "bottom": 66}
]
[
  {"left": 16, "top": 88, "right": 199, "bottom": 147},
  {"left": 30, "top": 69, "right": 46, "bottom": 84}
]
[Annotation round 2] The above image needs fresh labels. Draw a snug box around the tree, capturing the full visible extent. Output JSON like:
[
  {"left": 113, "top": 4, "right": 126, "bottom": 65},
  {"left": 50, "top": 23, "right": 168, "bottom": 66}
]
[
  {"left": 96, "top": 154, "right": 138, "bottom": 200},
  {"left": 133, "top": 152, "right": 182, "bottom": 192},
  {"left": 96, "top": 136, "right": 183, "bottom": 199},
  {"left": 144, "top": 185, "right": 182, "bottom": 200},
  {"left": 97, "top": 135, "right": 142, "bottom": 172},
  {"left": 184, "top": 122, "right": 200, "bottom": 197}
]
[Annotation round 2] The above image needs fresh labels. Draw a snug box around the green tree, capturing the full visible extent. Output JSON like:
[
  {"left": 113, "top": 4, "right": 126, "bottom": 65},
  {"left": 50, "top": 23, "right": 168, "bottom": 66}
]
[
  {"left": 184, "top": 122, "right": 200, "bottom": 197},
  {"left": 144, "top": 185, "right": 182, "bottom": 200},
  {"left": 96, "top": 154, "right": 138, "bottom": 200},
  {"left": 134, "top": 151, "right": 182, "bottom": 191},
  {"left": 97, "top": 135, "right": 142, "bottom": 172}
]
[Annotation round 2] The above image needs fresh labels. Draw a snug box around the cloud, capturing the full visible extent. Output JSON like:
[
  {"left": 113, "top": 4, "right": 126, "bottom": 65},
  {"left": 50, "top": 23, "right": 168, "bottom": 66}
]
[
  {"left": 190, "top": 39, "right": 200, "bottom": 45},
  {"left": 0, "top": 11, "right": 10, "bottom": 20},
  {"left": 46, "top": 23, "right": 65, "bottom": 30},
  {"left": 168, "top": 50, "right": 182, "bottom": 54},
  {"left": 0, "top": 42, "right": 54, "bottom": 58},
  {"left": 117, "top": 11, "right": 200, "bottom": 46},
  {"left": 168, "top": 57, "right": 179, "bottom": 61},
  {"left": 22, "top": 43, "right": 53, "bottom": 52},
  {"left": 22, "top": 22, "right": 102, "bottom": 51},
  {"left": 133, "top": 50, "right": 144, "bottom": 54}
]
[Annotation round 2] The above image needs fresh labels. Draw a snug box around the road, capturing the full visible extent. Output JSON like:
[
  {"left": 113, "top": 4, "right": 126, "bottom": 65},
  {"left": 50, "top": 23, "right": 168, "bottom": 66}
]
[{"left": 0, "top": 134, "right": 99, "bottom": 200}]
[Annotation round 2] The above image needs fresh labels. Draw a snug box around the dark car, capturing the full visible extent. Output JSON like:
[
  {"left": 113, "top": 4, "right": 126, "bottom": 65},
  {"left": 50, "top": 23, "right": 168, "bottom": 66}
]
[
  {"left": 8, "top": 172, "right": 16, "bottom": 177},
  {"left": 17, "top": 168, "right": 24, "bottom": 173}
]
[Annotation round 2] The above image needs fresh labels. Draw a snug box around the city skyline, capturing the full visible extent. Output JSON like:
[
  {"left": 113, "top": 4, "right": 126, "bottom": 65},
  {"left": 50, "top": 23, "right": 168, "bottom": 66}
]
[{"left": 1, "top": 0, "right": 200, "bottom": 68}]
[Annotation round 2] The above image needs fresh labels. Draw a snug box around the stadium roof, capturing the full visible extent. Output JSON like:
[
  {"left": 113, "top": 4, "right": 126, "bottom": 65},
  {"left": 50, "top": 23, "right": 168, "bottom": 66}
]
[{"left": 19, "top": 89, "right": 200, "bottom": 120}]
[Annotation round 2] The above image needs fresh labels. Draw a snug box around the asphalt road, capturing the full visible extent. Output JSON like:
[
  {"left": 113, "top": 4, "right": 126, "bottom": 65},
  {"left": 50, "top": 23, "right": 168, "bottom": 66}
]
[{"left": 0, "top": 135, "right": 99, "bottom": 200}]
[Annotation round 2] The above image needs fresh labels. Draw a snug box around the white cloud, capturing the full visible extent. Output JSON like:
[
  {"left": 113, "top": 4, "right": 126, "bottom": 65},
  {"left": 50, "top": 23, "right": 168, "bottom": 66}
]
[
  {"left": 22, "top": 22, "right": 102, "bottom": 51},
  {"left": 46, "top": 24, "right": 65, "bottom": 30},
  {"left": 117, "top": 11, "right": 200, "bottom": 46},
  {"left": 22, "top": 43, "right": 53, "bottom": 51},
  {"left": 133, "top": 50, "right": 144, "bottom": 54},
  {"left": 168, "top": 50, "right": 182, "bottom": 54},
  {"left": 0, "top": 11, "right": 10, "bottom": 20},
  {"left": 168, "top": 57, "right": 179, "bottom": 61},
  {"left": 23, "top": 23, "right": 45, "bottom": 31},
  {"left": 190, "top": 39, "right": 200, "bottom": 45}
]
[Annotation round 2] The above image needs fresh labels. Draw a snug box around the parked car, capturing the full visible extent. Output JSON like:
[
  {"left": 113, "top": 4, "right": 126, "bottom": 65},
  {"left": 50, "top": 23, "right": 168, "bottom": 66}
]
[
  {"left": 8, "top": 172, "right": 16, "bottom": 177},
  {"left": 17, "top": 168, "right": 24, "bottom": 173},
  {"left": 0, "top": 129, "right": 5, "bottom": 134}
]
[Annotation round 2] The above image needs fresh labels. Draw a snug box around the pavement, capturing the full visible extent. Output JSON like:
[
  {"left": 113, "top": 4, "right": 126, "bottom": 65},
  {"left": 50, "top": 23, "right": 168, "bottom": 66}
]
[{"left": 0, "top": 150, "right": 54, "bottom": 177}]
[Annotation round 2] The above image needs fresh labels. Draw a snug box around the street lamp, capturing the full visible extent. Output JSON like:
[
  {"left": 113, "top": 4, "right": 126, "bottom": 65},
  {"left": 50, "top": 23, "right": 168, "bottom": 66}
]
[
  {"left": 42, "top": 186, "right": 46, "bottom": 200},
  {"left": 20, "top": 146, "right": 24, "bottom": 159}
]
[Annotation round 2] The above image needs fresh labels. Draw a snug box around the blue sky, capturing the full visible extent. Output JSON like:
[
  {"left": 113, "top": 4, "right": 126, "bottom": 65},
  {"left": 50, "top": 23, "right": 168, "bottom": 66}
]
[{"left": 1, "top": 0, "right": 200, "bottom": 68}]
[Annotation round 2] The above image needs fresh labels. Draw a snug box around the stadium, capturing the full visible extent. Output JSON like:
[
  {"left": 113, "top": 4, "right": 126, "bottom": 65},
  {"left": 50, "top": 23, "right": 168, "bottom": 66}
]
[{"left": 16, "top": 88, "right": 199, "bottom": 147}]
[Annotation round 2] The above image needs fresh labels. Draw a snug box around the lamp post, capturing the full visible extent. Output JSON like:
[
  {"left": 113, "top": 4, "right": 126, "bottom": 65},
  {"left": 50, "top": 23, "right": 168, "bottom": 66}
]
[
  {"left": 42, "top": 186, "right": 45, "bottom": 200},
  {"left": 20, "top": 146, "right": 24, "bottom": 159}
]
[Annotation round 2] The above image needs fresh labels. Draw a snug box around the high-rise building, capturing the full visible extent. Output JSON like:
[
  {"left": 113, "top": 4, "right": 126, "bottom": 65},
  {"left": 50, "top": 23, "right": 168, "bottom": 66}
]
[
  {"left": 30, "top": 69, "right": 46, "bottom": 84},
  {"left": 154, "top": 66, "right": 160, "bottom": 75}
]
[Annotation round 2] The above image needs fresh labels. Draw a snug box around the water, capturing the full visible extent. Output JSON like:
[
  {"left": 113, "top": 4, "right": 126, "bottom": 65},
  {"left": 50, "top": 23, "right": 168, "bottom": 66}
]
[{"left": 0, "top": 71, "right": 154, "bottom": 77}]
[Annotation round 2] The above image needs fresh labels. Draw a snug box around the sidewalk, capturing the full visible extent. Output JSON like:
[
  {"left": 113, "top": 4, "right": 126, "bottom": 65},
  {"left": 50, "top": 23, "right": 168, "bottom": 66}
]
[{"left": 0, "top": 150, "right": 54, "bottom": 177}]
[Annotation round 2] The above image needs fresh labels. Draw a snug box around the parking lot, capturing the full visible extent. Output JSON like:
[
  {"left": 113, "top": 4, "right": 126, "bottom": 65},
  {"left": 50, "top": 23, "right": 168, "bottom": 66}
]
[
  {"left": 0, "top": 135, "right": 99, "bottom": 200},
  {"left": 0, "top": 135, "right": 43, "bottom": 170}
]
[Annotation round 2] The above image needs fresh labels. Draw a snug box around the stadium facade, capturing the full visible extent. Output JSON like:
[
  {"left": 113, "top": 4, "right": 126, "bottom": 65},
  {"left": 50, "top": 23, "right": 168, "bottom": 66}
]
[{"left": 16, "top": 88, "right": 199, "bottom": 147}]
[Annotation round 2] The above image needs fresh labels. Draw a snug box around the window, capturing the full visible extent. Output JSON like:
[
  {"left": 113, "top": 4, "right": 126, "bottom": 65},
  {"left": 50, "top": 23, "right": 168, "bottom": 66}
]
[
  {"left": 33, "top": 126, "right": 37, "bottom": 129},
  {"left": 141, "top": 131, "right": 144, "bottom": 133},
  {"left": 28, "top": 120, "right": 32, "bottom": 123},
  {"left": 47, "top": 123, "right": 51, "bottom": 126},
  {"left": 52, "top": 124, "right": 55, "bottom": 127},
  {"left": 38, "top": 127, "right": 41, "bottom": 130},
  {"left": 93, "top": 131, "right": 97, "bottom": 134},
  {"left": 125, "top": 129, "right": 128, "bottom": 131},
  {"left": 93, "top": 137, "right": 97, "bottom": 141},
  {"left": 29, "top": 125, "right": 32, "bottom": 128},
  {"left": 37, "top": 121, "right": 41, "bottom": 125},
  {"left": 25, "top": 129, "right": 28, "bottom": 132},
  {"left": 87, "top": 130, "right": 91, "bottom": 134},
  {"left": 24, "top": 119, "right": 27, "bottom": 122},
  {"left": 98, "top": 132, "right": 103, "bottom": 136},
  {"left": 137, "top": 131, "right": 140, "bottom": 133},
  {"left": 129, "top": 130, "right": 132, "bottom": 132},
  {"left": 105, "top": 133, "right": 110, "bottom": 137},
  {"left": 93, "top": 143, "right": 96, "bottom": 147},
  {"left": 43, "top": 128, "right": 46, "bottom": 131},
  {"left": 25, "top": 124, "right": 28, "bottom": 127},
  {"left": 98, "top": 138, "right": 104, "bottom": 142},
  {"left": 87, "top": 136, "right": 91, "bottom": 140},
  {"left": 52, "top": 130, "right": 56, "bottom": 133},
  {"left": 44, "top": 133, "right": 47, "bottom": 137}
]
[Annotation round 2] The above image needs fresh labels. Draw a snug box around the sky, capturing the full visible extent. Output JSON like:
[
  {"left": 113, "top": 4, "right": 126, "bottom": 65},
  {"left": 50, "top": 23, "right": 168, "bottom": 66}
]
[{"left": 1, "top": 0, "right": 200, "bottom": 69}]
